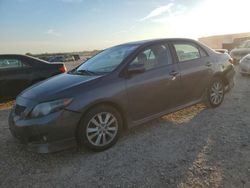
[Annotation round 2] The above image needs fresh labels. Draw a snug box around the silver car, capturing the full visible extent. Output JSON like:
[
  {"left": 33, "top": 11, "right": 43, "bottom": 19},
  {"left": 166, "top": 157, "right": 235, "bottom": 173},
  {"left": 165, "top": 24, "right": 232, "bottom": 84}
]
[
  {"left": 230, "top": 40, "right": 250, "bottom": 63},
  {"left": 239, "top": 54, "right": 250, "bottom": 75}
]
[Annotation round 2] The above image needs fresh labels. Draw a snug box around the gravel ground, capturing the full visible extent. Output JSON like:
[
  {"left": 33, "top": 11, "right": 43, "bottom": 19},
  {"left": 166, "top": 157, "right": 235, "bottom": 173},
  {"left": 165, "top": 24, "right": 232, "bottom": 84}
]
[{"left": 0, "top": 66, "right": 249, "bottom": 188}]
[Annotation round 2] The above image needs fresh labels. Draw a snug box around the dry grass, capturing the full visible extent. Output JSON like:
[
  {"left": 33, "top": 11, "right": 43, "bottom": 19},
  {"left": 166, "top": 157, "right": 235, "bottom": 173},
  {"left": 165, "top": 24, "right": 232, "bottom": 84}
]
[
  {"left": 163, "top": 103, "right": 206, "bottom": 124},
  {"left": 0, "top": 101, "right": 14, "bottom": 110}
]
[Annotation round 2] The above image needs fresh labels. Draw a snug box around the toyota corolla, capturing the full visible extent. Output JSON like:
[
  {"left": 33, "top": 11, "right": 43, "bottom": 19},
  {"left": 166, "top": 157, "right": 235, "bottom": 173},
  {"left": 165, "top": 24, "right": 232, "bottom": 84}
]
[{"left": 9, "top": 39, "right": 235, "bottom": 153}]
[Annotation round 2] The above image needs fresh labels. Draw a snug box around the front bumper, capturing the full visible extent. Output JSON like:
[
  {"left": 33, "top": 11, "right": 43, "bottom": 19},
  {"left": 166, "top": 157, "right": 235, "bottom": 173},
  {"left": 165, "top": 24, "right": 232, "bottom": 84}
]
[{"left": 9, "top": 98, "right": 82, "bottom": 153}]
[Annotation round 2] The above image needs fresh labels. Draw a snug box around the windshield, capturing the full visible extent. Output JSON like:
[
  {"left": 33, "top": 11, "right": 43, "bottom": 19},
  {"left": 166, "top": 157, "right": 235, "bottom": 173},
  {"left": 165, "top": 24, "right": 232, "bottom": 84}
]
[{"left": 75, "top": 44, "right": 139, "bottom": 75}]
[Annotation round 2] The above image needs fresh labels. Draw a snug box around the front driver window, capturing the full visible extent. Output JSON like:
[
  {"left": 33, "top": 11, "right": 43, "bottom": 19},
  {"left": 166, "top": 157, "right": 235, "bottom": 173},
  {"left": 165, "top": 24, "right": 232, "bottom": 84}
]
[
  {"left": 130, "top": 44, "right": 171, "bottom": 71},
  {"left": 0, "top": 59, "right": 27, "bottom": 69}
]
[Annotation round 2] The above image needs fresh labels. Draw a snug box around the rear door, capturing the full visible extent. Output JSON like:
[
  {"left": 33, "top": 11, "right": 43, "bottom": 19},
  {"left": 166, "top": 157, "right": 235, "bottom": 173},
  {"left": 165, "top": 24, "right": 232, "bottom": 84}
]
[
  {"left": 125, "top": 43, "right": 183, "bottom": 121},
  {"left": 171, "top": 41, "right": 213, "bottom": 103},
  {"left": 0, "top": 56, "right": 33, "bottom": 100}
]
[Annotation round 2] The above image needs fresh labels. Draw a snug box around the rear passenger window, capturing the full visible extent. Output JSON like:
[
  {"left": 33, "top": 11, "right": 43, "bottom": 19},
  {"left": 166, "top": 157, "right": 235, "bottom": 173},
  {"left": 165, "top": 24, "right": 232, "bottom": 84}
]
[
  {"left": 174, "top": 43, "right": 201, "bottom": 62},
  {"left": 0, "top": 58, "right": 27, "bottom": 69}
]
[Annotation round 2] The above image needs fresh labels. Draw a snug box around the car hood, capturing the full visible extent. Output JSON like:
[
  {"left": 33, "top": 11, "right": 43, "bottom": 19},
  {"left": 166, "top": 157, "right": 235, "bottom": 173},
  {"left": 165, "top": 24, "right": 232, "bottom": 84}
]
[{"left": 20, "top": 73, "right": 101, "bottom": 101}]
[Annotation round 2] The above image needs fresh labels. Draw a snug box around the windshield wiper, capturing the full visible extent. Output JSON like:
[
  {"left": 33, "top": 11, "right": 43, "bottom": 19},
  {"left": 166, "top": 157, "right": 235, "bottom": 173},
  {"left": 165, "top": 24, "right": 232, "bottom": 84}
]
[{"left": 75, "top": 69, "right": 97, "bottom": 76}]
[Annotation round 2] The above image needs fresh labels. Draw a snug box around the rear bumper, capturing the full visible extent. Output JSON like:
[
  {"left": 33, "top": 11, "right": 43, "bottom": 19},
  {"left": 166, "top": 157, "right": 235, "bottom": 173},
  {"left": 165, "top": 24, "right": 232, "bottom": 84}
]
[{"left": 9, "top": 108, "right": 81, "bottom": 153}]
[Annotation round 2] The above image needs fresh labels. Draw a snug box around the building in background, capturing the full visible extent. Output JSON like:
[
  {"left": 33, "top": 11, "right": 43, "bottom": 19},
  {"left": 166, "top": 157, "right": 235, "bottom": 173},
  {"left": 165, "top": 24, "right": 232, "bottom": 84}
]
[{"left": 199, "top": 32, "right": 250, "bottom": 51}]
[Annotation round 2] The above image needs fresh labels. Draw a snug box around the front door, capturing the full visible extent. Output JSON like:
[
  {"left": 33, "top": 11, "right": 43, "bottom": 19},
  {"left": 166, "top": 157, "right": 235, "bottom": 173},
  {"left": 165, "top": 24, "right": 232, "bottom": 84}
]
[{"left": 125, "top": 43, "right": 183, "bottom": 121}]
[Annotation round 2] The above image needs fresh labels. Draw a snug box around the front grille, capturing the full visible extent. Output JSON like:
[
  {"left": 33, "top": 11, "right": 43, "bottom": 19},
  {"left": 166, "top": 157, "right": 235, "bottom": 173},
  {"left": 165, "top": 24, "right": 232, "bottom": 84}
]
[{"left": 15, "top": 104, "right": 26, "bottom": 116}]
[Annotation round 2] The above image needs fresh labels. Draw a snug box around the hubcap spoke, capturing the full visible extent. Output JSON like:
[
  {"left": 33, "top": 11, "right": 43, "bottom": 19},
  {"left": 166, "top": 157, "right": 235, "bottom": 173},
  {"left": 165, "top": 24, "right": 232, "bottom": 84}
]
[
  {"left": 87, "top": 127, "right": 99, "bottom": 133},
  {"left": 104, "top": 113, "right": 111, "bottom": 124},
  {"left": 91, "top": 118, "right": 101, "bottom": 127},
  {"left": 106, "top": 130, "right": 114, "bottom": 137},
  {"left": 89, "top": 131, "right": 99, "bottom": 140},
  {"left": 98, "top": 114, "right": 104, "bottom": 124},
  {"left": 107, "top": 127, "right": 116, "bottom": 131},
  {"left": 95, "top": 133, "right": 102, "bottom": 145},
  {"left": 107, "top": 118, "right": 115, "bottom": 127},
  {"left": 211, "top": 93, "right": 216, "bottom": 97},
  {"left": 102, "top": 133, "right": 107, "bottom": 144}
]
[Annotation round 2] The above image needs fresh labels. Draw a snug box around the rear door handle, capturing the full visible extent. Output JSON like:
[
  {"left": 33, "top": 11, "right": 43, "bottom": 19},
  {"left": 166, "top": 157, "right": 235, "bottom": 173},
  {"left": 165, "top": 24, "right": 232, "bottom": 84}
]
[
  {"left": 169, "top": 70, "right": 179, "bottom": 77},
  {"left": 206, "top": 62, "right": 212, "bottom": 67}
]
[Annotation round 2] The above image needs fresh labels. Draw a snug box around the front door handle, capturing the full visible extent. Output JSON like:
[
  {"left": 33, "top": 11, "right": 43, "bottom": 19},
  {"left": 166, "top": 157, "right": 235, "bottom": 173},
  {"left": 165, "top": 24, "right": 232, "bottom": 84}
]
[
  {"left": 169, "top": 70, "right": 179, "bottom": 77},
  {"left": 206, "top": 62, "right": 212, "bottom": 67}
]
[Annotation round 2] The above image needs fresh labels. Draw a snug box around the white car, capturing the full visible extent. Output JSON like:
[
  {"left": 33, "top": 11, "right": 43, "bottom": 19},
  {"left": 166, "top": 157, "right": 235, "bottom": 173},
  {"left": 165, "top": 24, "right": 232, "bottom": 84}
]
[
  {"left": 230, "top": 40, "right": 250, "bottom": 64},
  {"left": 239, "top": 54, "right": 250, "bottom": 75}
]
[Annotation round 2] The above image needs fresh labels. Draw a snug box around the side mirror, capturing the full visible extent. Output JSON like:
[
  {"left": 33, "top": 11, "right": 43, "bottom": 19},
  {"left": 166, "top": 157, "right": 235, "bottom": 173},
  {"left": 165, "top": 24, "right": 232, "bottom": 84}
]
[{"left": 127, "top": 64, "right": 145, "bottom": 74}]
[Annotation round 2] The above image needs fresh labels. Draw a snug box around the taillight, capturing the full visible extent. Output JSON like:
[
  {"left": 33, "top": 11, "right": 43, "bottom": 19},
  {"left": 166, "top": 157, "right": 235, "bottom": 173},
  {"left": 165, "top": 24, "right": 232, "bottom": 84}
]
[{"left": 59, "top": 65, "right": 67, "bottom": 73}]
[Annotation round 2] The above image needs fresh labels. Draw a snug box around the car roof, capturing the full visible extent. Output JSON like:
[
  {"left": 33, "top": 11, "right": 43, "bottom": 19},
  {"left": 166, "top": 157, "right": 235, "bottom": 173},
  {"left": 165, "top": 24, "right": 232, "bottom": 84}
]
[
  {"left": 0, "top": 54, "right": 35, "bottom": 58},
  {"left": 117, "top": 38, "right": 198, "bottom": 46},
  {"left": 0, "top": 54, "right": 50, "bottom": 64}
]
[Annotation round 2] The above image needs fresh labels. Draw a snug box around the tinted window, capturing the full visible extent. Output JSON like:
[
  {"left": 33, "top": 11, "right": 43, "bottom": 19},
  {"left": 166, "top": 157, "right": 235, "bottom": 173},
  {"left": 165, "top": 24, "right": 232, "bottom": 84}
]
[
  {"left": 174, "top": 43, "right": 200, "bottom": 62},
  {"left": 130, "top": 44, "right": 171, "bottom": 71},
  {"left": 76, "top": 44, "right": 139, "bottom": 74},
  {"left": 0, "top": 58, "right": 27, "bottom": 69}
]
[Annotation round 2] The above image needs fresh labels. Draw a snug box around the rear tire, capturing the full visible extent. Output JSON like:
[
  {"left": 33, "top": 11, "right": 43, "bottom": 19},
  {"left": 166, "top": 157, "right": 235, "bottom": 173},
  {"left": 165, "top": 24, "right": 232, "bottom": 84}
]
[
  {"left": 206, "top": 78, "right": 225, "bottom": 108},
  {"left": 76, "top": 105, "right": 123, "bottom": 151}
]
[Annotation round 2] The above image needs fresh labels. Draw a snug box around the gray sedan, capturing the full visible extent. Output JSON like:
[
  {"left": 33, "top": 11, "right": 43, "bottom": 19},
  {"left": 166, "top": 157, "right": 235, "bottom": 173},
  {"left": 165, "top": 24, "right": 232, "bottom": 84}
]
[{"left": 9, "top": 38, "right": 235, "bottom": 153}]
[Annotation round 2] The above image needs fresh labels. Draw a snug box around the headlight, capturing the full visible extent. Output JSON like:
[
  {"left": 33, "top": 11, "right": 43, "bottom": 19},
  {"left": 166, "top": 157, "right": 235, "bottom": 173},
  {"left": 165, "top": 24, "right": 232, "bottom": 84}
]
[{"left": 30, "top": 98, "right": 73, "bottom": 118}]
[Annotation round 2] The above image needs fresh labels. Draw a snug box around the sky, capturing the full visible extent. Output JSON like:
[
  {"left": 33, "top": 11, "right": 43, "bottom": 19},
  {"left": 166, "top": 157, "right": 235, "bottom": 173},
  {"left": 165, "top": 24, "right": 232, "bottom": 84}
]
[{"left": 1, "top": 0, "right": 250, "bottom": 54}]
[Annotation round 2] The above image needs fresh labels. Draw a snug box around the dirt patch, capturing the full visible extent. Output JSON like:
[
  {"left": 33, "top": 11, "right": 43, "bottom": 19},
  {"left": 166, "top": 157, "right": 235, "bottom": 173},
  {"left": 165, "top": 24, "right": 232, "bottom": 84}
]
[{"left": 0, "top": 101, "right": 14, "bottom": 110}]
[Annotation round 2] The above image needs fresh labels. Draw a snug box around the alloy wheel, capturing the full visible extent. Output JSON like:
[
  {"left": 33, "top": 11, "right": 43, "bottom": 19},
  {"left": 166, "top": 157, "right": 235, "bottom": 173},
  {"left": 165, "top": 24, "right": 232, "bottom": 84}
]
[
  {"left": 210, "top": 81, "right": 224, "bottom": 105},
  {"left": 86, "top": 112, "right": 118, "bottom": 147}
]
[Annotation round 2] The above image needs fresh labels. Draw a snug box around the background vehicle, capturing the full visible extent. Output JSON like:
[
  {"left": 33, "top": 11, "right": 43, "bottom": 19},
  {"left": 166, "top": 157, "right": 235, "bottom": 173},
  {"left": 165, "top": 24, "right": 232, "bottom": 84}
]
[
  {"left": 214, "top": 49, "right": 234, "bottom": 64},
  {"left": 214, "top": 49, "right": 229, "bottom": 54},
  {"left": 72, "top": 54, "right": 80, "bottom": 61},
  {"left": 47, "top": 56, "right": 65, "bottom": 62},
  {"left": 230, "top": 40, "right": 250, "bottom": 64},
  {"left": 239, "top": 54, "right": 250, "bottom": 75},
  {"left": 0, "top": 54, "right": 67, "bottom": 102},
  {"left": 9, "top": 39, "right": 235, "bottom": 153}
]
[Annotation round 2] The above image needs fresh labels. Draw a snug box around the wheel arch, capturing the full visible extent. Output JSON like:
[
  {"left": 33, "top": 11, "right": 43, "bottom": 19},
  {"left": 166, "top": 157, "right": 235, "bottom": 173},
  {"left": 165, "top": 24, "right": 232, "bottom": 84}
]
[
  {"left": 78, "top": 100, "right": 128, "bottom": 131},
  {"left": 212, "top": 72, "right": 229, "bottom": 86}
]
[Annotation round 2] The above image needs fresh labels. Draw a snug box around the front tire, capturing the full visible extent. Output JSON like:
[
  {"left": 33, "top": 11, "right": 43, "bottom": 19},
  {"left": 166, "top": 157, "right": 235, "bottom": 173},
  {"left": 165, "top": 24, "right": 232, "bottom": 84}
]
[
  {"left": 77, "top": 105, "right": 122, "bottom": 151},
  {"left": 206, "top": 78, "right": 225, "bottom": 108}
]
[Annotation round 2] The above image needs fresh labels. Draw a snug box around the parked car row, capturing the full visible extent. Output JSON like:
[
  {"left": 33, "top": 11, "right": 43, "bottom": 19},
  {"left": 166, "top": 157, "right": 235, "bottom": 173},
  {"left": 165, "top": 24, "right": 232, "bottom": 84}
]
[
  {"left": 46, "top": 54, "right": 81, "bottom": 63},
  {"left": 0, "top": 54, "right": 67, "bottom": 102},
  {"left": 8, "top": 38, "right": 235, "bottom": 153},
  {"left": 213, "top": 40, "right": 250, "bottom": 75}
]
